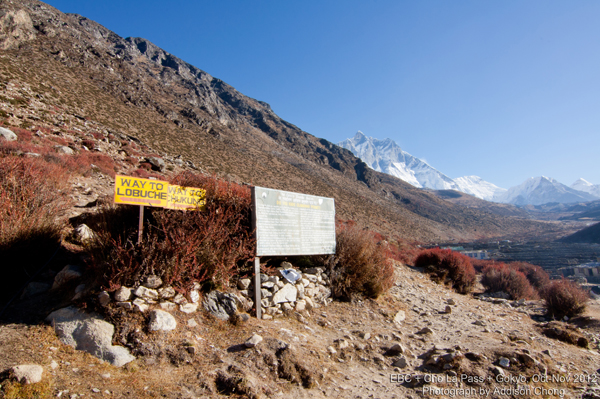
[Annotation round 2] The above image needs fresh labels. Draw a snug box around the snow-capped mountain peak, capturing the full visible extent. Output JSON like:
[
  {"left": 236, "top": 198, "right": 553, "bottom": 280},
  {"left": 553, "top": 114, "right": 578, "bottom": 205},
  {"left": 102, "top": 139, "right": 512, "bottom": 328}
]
[
  {"left": 571, "top": 178, "right": 600, "bottom": 198},
  {"left": 337, "top": 132, "right": 503, "bottom": 200},
  {"left": 495, "top": 176, "right": 598, "bottom": 205}
]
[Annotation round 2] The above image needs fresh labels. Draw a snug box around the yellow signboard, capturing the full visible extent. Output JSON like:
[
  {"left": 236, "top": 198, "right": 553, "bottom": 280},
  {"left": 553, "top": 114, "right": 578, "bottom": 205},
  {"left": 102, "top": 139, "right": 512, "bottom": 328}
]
[
  {"left": 114, "top": 175, "right": 206, "bottom": 210},
  {"left": 114, "top": 175, "right": 169, "bottom": 207},
  {"left": 166, "top": 184, "right": 206, "bottom": 210}
]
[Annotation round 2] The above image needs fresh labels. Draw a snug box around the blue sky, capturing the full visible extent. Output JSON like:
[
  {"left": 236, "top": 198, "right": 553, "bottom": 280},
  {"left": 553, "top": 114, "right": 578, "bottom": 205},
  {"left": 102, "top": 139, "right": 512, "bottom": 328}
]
[{"left": 45, "top": 0, "right": 600, "bottom": 189}]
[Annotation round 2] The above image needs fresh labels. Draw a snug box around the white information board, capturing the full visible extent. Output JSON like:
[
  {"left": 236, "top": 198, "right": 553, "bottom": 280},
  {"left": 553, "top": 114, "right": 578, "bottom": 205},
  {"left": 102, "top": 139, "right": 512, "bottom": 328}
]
[{"left": 252, "top": 186, "right": 336, "bottom": 256}]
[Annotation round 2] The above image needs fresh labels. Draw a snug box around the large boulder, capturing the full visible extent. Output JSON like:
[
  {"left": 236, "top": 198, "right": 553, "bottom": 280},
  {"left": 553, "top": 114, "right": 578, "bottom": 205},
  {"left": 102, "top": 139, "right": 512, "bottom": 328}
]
[
  {"left": 203, "top": 291, "right": 238, "bottom": 320},
  {"left": 46, "top": 307, "right": 135, "bottom": 367}
]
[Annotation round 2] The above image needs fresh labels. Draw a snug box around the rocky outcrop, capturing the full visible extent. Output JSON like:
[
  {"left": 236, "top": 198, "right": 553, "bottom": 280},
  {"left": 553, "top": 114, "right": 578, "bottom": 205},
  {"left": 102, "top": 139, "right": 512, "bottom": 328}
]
[{"left": 46, "top": 307, "right": 135, "bottom": 367}]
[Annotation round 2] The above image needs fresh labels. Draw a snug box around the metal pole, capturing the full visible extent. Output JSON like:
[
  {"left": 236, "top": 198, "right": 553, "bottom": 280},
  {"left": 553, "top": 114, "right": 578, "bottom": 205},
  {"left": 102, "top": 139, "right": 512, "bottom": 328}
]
[
  {"left": 138, "top": 205, "right": 144, "bottom": 244},
  {"left": 254, "top": 257, "right": 261, "bottom": 319}
]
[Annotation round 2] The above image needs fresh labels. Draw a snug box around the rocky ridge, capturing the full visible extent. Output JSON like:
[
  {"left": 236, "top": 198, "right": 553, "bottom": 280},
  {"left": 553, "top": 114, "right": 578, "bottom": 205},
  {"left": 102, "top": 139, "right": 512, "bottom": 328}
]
[{"left": 0, "top": 0, "right": 570, "bottom": 243}]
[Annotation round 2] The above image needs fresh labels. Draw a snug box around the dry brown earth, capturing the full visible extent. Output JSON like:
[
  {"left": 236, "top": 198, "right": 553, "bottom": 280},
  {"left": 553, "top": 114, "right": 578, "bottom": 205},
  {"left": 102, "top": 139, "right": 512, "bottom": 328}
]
[{"left": 1, "top": 263, "right": 599, "bottom": 399}]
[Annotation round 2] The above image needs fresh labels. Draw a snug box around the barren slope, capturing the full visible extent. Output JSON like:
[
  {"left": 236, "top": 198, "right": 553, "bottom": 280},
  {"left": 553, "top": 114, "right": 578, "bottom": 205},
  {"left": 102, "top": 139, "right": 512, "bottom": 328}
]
[{"left": 0, "top": 0, "right": 566, "bottom": 242}]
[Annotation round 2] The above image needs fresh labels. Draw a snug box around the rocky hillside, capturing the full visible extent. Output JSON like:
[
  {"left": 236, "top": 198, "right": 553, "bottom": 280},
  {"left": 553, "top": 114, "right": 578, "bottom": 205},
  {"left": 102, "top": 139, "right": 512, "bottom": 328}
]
[
  {"left": 1, "top": 259, "right": 600, "bottom": 398},
  {"left": 0, "top": 0, "right": 567, "bottom": 242}
]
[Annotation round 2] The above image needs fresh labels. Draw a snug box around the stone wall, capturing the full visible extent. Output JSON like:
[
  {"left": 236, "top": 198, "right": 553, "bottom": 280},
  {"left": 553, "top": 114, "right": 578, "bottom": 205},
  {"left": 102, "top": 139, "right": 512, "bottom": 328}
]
[{"left": 236, "top": 264, "right": 332, "bottom": 320}]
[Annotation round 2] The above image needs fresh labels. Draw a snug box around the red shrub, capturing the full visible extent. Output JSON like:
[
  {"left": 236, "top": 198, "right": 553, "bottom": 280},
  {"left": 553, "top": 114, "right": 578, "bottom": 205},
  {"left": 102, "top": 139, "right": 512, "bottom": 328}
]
[
  {"left": 414, "top": 248, "right": 476, "bottom": 294},
  {"left": 543, "top": 279, "right": 589, "bottom": 319},
  {"left": 481, "top": 263, "right": 537, "bottom": 300},
  {"left": 87, "top": 172, "right": 256, "bottom": 291},
  {"left": 64, "top": 152, "right": 117, "bottom": 177},
  {"left": 509, "top": 262, "right": 551, "bottom": 294},
  {"left": 316, "top": 222, "right": 394, "bottom": 300},
  {"left": 0, "top": 156, "right": 69, "bottom": 247},
  {"left": 384, "top": 239, "right": 421, "bottom": 265},
  {"left": 81, "top": 139, "right": 96, "bottom": 149}
]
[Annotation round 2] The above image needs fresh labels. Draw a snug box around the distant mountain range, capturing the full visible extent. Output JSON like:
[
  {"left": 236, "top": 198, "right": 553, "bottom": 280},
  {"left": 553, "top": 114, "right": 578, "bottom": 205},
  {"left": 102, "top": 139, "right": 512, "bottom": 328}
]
[{"left": 339, "top": 132, "right": 599, "bottom": 206}]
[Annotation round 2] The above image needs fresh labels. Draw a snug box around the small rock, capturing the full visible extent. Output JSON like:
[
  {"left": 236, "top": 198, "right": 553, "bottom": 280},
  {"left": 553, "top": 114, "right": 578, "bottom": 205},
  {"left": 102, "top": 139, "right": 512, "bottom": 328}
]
[
  {"left": 444, "top": 305, "right": 452, "bottom": 314},
  {"left": 498, "top": 357, "right": 510, "bottom": 368},
  {"left": 190, "top": 289, "right": 200, "bottom": 303},
  {"left": 52, "top": 265, "right": 83, "bottom": 289},
  {"left": 55, "top": 145, "right": 75, "bottom": 155},
  {"left": 8, "top": 364, "right": 44, "bottom": 384},
  {"left": 72, "top": 224, "right": 96, "bottom": 243},
  {"left": 203, "top": 291, "right": 238, "bottom": 320},
  {"left": 245, "top": 334, "right": 263, "bottom": 347},
  {"left": 238, "top": 278, "right": 251, "bottom": 290},
  {"left": 416, "top": 327, "right": 433, "bottom": 335},
  {"left": 327, "top": 346, "right": 337, "bottom": 355},
  {"left": 148, "top": 309, "right": 177, "bottom": 331},
  {"left": 158, "top": 287, "right": 176, "bottom": 299},
  {"left": 172, "top": 293, "right": 187, "bottom": 304},
  {"left": 335, "top": 339, "right": 350, "bottom": 349},
  {"left": 146, "top": 157, "right": 165, "bottom": 171},
  {"left": 187, "top": 318, "right": 198, "bottom": 328},
  {"left": 446, "top": 298, "right": 456, "bottom": 305},
  {"left": 98, "top": 291, "right": 111, "bottom": 307},
  {"left": 394, "top": 310, "right": 406, "bottom": 324},
  {"left": 387, "top": 344, "right": 404, "bottom": 356},
  {"left": 144, "top": 275, "right": 162, "bottom": 289},
  {"left": 159, "top": 301, "right": 177, "bottom": 311},
  {"left": 272, "top": 283, "right": 297, "bottom": 304},
  {"left": 132, "top": 298, "right": 148, "bottom": 312},
  {"left": 114, "top": 287, "right": 131, "bottom": 302},
  {"left": 117, "top": 302, "right": 132, "bottom": 310},
  {"left": 295, "top": 300, "right": 306, "bottom": 312},
  {"left": 133, "top": 286, "right": 158, "bottom": 300},
  {"left": 180, "top": 303, "right": 199, "bottom": 314},
  {"left": 393, "top": 357, "right": 408, "bottom": 368}
]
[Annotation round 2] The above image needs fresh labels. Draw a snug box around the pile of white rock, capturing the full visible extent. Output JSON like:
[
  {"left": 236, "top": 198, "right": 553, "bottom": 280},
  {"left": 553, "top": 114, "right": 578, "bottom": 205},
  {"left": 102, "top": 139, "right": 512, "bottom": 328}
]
[
  {"left": 98, "top": 275, "right": 201, "bottom": 315},
  {"left": 237, "top": 262, "right": 332, "bottom": 320}
]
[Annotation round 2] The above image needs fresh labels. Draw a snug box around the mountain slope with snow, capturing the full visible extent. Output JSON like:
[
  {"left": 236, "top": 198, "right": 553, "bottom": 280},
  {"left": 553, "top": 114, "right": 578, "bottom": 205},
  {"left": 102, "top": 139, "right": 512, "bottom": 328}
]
[
  {"left": 454, "top": 176, "right": 507, "bottom": 201},
  {"left": 571, "top": 178, "right": 600, "bottom": 198},
  {"left": 496, "top": 176, "right": 598, "bottom": 206},
  {"left": 338, "top": 132, "right": 504, "bottom": 200}
]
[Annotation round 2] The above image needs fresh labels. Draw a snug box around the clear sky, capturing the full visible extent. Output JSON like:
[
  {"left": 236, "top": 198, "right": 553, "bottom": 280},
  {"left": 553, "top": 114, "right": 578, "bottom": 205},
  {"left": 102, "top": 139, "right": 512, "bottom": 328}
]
[{"left": 44, "top": 0, "right": 600, "bottom": 189}]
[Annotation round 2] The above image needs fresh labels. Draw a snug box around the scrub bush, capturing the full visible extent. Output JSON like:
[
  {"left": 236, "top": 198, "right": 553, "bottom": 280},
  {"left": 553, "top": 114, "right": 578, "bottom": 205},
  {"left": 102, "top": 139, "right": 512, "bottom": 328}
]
[
  {"left": 0, "top": 156, "right": 69, "bottom": 248},
  {"left": 87, "top": 172, "right": 255, "bottom": 291},
  {"left": 543, "top": 278, "right": 589, "bottom": 319},
  {"left": 0, "top": 155, "right": 69, "bottom": 307},
  {"left": 414, "top": 248, "right": 476, "bottom": 294},
  {"left": 509, "top": 261, "right": 551, "bottom": 294},
  {"left": 481, "top": 263, "right": 537, "bottom": 300},
  {"left": 318, "top": 223, "right": 394, "bottom": 301}
]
